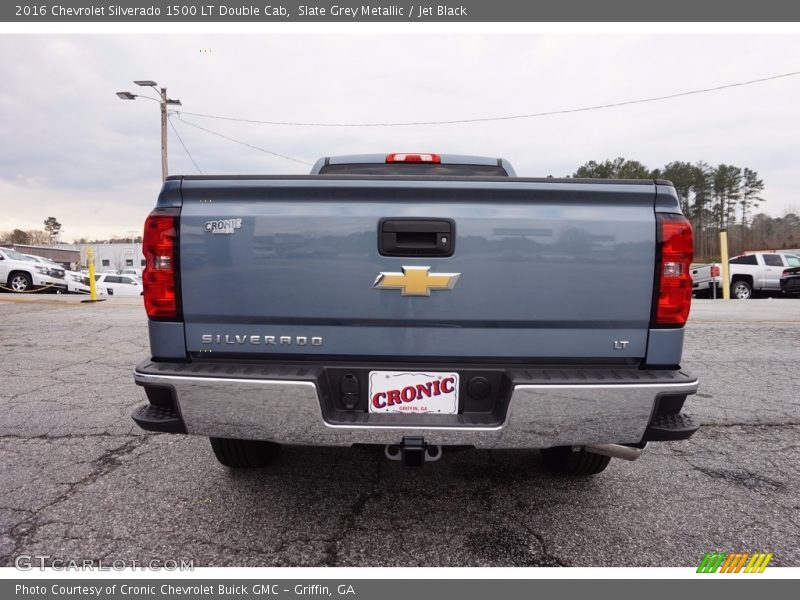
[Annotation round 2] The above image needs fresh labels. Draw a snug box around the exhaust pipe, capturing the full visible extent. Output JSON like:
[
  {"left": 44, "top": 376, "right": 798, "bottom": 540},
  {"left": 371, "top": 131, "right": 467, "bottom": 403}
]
[{"left": 585, "top": 443, "right": 645, "bottom": 462}]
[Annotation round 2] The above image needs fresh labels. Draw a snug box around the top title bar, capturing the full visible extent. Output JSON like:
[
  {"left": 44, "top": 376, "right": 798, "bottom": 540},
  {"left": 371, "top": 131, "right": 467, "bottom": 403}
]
[{"left": 5, "top": 0, "right": 800, "bottom": 22}]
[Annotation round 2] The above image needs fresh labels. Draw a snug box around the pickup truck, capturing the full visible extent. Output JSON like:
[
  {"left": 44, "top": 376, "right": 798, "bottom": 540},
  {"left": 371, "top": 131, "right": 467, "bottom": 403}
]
[
  {"left": 692, "top": 251, "right": 800, "bottom": 299},
  {"left": 132, "top": 153, "right": 699, "bottom": 476}
]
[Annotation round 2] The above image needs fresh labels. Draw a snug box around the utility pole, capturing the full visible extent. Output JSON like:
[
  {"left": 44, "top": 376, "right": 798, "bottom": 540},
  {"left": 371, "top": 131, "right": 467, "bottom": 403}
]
[
  {"left": 116, "top": 81, "right": 182, "bottom": 182},
  {"left": 160, "top": 87, "right": 168, "bottom": 181}
]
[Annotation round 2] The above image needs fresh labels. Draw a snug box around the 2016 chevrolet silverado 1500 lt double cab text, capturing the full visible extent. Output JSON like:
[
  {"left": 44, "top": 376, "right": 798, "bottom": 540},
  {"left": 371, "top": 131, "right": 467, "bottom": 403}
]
[{"left": 132, "top": 153, "right": 699, "bottom": 476}]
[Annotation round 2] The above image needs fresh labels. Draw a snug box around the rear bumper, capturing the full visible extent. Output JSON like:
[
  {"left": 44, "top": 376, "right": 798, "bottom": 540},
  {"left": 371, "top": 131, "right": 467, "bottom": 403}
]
[
  {"left": 780, "top": 279, "right": 800, "bottom": 294},
  {"left": 692, "top": 279, "right": 721, "bottom": 292},
  {"left": 32, "top": 273, "right": 67, "bottom": 291},
  {"left": 133, "top": 360, "right": 698, "bottom": 449},
  {"left": 66, "top": 280, "right": 103, "bottom": 295}
]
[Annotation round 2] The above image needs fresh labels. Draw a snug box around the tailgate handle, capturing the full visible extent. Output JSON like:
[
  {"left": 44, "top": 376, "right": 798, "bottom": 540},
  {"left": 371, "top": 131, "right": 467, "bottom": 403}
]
[{"left": 379, "top": 219, "right": 454, "bottom": 257}]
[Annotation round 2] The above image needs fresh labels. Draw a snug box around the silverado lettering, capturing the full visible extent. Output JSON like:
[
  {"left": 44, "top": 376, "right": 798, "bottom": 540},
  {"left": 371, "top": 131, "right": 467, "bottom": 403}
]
[{"left": 200, "top": 334, "right": 322, "bottom": 346}]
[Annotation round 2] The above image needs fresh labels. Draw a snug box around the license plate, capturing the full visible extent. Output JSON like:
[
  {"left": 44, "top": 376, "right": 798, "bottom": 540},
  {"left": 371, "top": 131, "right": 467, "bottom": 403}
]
[{"left": 368, "top": 371, "right": 459, "bottom": 415}]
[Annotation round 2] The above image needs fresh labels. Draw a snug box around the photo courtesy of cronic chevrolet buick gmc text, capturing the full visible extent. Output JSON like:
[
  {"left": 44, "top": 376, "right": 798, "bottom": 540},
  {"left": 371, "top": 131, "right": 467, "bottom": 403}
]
[{"left": 131, "top": 153, "right": 699, "bottom": 476}]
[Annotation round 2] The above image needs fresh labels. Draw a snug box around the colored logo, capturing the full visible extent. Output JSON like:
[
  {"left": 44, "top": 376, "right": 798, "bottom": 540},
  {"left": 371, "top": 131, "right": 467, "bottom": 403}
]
[
  {"left": 697, "top": 552, "right": 773, "bottom": 573},
  {"left": 373, "top": 266, "right": 460, "bottom": 296}
]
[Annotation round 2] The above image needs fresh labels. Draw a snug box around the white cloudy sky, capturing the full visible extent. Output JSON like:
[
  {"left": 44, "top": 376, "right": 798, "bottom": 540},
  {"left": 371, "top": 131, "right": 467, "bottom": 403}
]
[{"left": 1, "top": 33, "right": 799, "bottom": 240}]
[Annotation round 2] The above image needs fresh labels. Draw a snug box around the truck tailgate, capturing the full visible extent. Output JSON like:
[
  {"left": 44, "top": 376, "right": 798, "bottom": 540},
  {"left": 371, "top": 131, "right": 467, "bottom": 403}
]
[{"left": 179, "top": 178, "right": 656, "bottom": 360}]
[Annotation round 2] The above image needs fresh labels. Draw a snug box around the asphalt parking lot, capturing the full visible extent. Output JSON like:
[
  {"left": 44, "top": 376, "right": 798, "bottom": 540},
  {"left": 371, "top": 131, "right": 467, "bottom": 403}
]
[{"left": 1, "top": 295, "right": 798, "bottom": 567}]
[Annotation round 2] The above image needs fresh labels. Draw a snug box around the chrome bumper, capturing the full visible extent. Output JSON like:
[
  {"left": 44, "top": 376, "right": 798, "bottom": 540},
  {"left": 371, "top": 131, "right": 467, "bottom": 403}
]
[{"left": 134, "top": 363, "right": 698, "bottom": 449}]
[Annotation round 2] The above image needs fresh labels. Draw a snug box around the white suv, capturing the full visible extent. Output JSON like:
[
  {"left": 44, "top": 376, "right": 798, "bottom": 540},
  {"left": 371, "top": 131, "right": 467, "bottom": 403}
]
[{"left": 0, "top": 248, "right": 67, "bottom": 293}]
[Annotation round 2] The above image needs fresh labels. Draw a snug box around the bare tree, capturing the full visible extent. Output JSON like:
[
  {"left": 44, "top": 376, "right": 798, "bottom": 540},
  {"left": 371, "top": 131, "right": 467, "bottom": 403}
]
[
  {"left": 113, "top": 252, "right": 126, "bottom": 273},
  {"left": 9, "top": 229, "right": 29, "bottom": 244},
  {"left": 25, "top": 230, "right": 51, "bottom": 245}
]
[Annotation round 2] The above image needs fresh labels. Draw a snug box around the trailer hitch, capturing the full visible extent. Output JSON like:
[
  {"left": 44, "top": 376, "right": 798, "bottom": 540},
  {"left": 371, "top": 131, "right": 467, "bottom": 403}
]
[{"left": 384, "top": 436, "right": 442, "bottom": 467}]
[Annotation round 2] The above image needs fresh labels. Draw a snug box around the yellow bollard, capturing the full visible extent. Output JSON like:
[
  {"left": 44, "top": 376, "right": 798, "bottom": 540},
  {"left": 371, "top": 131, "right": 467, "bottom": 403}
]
[
  {"left": 720, "top": 229, "right": 730, "bottom": 300},
  {"left": 81, "top": 247, "right": 105, "bottom": 303},
  {"left": 87, "top": 247, "right": 98, "bottom": 301}
]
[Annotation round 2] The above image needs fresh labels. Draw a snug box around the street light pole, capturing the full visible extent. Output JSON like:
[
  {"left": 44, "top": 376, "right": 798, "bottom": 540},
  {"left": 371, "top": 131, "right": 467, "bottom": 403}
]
[
  {"left": 116, "top": 81, "right": 182, "bottom": 182},
  {"left": 127, "top": 229, "right": 138, "bottom": 272}
]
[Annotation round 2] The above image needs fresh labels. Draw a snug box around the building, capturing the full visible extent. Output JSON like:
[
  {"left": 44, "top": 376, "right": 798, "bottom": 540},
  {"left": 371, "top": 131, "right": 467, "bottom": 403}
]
[
  {"left": 54, "top": 242, "right": 145, "bottom": 271},
  {"left": 2, "top": 244, "right": 81, "bottom": 269}
]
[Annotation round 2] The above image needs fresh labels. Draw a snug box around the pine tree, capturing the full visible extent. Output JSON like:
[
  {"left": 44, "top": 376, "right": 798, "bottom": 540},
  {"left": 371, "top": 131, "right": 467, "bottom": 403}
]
[{"left": 43, "top": 217, "right": 62, "bottom": 243}]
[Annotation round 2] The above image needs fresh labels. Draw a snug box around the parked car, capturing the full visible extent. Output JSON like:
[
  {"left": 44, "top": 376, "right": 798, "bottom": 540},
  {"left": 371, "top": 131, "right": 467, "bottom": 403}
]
[
  {"left": 22, "top": 254, "right": 107, "bottom": 295},
  {"left": 0, "top": 248, "right": 67, "bottom": 293},
  {"left": 120, "top": 267, "right": 143, "bottom": 279},
  {"left": 692, "top": 252, "right": 800, "bottom": 299},
  {"left": 22, "top": 254, "right": 67, "bottom": 281},
  {"left": 780, "top": 266, "right": 800, "bottom": 296},
  {"left": 66, "top": 272, "right": 108, "bottom": 295},
  {"left": 93, "top": 273, "right": 143, "bottom": 296}
]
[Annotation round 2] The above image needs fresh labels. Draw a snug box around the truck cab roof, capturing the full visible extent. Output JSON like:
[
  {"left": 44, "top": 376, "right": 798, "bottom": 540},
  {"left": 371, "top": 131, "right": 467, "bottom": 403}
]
[{"left": 310, "top": 153, "right": 517, "bottom": 177}]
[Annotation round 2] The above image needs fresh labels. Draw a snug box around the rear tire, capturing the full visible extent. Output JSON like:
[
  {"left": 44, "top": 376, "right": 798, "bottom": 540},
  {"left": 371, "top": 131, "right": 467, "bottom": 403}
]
[
  {"left": 8, "top": 272, "right": 32, "bottom": 293},
  {"left": 540, "top": 446, "right": 611, "bottom": 476},
  {"left": 209, "top": 437, "right": 281, "bottom": 468},
  {"left": 731, "top": 280, "right": 752, "bottom": 300}
]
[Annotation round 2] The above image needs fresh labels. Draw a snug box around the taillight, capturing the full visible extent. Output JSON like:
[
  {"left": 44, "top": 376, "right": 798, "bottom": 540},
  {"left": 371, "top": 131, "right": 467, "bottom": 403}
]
[
  {"left": 386, "top": 153, "right": 441, "bottom": 164},
  {"left": 142, "top": 207, "right": 180, "bottom": 319},
  {"left": 653, "top": 213, "right": 693, "bottom": 327}
]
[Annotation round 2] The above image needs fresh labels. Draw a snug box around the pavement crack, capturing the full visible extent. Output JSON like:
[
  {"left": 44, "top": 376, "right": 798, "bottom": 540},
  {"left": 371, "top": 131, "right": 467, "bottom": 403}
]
[
  {"left": 497, "top": 455, "right": 570, "bottom": 567},
  {"left": 464, "top": 524, "right": 566, "bottom": 567},
  {"left": 688, "top": 463, "right": 785, "bottom": 492},
  {"left": 520, "top": 525, "right": 569, "bottom": 567},
  {"left": 0, "top": 433, "right": 143, "bottom": 441},
  {"left": 4, "top": 382, "right": 64, "bottom": 403},
  {"left": 4, "top": 435, "right": 151, "bottom": 563},
  {"left": 701, "top": 423, "right": 800, "bottom": 429},
  {"left": 323, "top": 450, "right": 384, "bottom": 567}
]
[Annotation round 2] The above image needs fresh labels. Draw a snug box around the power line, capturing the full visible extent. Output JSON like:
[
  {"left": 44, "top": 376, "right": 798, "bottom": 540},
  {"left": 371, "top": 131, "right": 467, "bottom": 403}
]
[
  {"left": 177, "top": 70, "right": 800, "bottom": 128},
  {"left": 174, "top": 114, "right": 312, "bottom": 166},
  {"left": 168, "top": 116, "right": 203, "bottom": 174}
]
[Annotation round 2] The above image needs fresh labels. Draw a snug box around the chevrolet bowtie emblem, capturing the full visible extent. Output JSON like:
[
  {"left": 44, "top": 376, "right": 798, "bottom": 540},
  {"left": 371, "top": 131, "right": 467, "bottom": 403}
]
[{"left": 373, "top": 266, "right": 461, "bottom": 296}]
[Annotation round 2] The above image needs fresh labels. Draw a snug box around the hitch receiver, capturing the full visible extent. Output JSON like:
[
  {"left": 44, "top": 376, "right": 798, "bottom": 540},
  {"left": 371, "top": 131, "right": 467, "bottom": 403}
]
[{"left": 385, "top": 437, "right": 442, "bottom": 467}]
